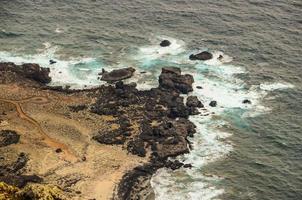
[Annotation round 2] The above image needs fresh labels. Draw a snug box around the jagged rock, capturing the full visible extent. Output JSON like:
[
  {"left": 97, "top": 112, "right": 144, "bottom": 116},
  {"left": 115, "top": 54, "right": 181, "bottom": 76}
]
[
  {"left": 0, "top": 130, "right": 20, "bottom": 147},
  {"left": 186, "top": 96, "right": 203, "bottom": 108},
  {"left": 101, "top": 67, "right": 135, "bottom": 82},
  {"left": 0, "top": 62, "right": 51, "bottom": 84},
  {"left": 189, "top": 51, "right": 213, "bottom": 61},
  {"left": 159, "top": 67, "right": 194, "bottom": 94},
  {"left": 209, "top": 101, "right": 217, "bottom": 107},
  {"left": 160, "top": 40, "right": 171, "bottom": 47}
]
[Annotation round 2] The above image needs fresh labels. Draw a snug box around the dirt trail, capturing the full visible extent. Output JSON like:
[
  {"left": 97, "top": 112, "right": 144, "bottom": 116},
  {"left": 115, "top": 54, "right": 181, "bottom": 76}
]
[{"left": 0, "top": 97, "right": 78, "bottom": 162}]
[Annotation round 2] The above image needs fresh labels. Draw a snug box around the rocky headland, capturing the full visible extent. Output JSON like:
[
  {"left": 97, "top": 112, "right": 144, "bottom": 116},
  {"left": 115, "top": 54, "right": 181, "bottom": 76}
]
[{"left": 0, "top": 62, "right": 203, "bottom": 200}]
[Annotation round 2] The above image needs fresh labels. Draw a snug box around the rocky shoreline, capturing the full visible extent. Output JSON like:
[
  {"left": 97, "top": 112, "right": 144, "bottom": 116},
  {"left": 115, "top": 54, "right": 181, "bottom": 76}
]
[{"left": 0, "top": 62, "right": 202, "bottom": 199}]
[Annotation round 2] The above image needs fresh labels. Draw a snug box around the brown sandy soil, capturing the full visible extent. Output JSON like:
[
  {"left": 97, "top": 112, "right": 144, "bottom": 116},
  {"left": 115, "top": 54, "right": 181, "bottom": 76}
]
[{"left": 0, "top": 84, "right": 147, "bottom": 200}]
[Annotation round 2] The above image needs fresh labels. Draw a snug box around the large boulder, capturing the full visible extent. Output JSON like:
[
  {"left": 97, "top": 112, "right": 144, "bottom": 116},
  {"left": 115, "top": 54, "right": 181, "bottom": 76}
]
[
  {"left": 21, "top": 63, "right": 51, "bottom": 84},
  {"left": 189, "top": 51, "right": 213, "bottom": 61},
  {"left": 186, "top": 96, "right": 203, "bottom": 108},
  {"left": 160, "top": 40, "right": 171, "bottom": 47},
  {"left": 101, "top": 67, "right": 135, "bottom": 83},
  {"left": 159, "top": 67, "right": 194, "bottom": 94}
]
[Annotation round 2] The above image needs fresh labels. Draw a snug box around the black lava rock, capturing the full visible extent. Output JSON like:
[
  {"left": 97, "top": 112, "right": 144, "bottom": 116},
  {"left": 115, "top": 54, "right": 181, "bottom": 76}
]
[
  {"left": 242, "top": 99, "right": 252, "bottom": 104},
  {"left": 189, "top": 51, "right": 213, "bottom": 61},
  {"left": 160, "top": 40, "right": 171, "bottom": 47},
  {"left": 209, "top": 101, "right": 217, "bottom": 107},
  {"left": 0, "top": 130, "right": 20, "bottom": 147}
]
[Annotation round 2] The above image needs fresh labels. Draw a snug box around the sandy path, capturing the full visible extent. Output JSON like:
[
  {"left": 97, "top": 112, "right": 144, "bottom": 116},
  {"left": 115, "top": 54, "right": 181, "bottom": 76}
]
[{"left": 0, "top": 97, "right": 78, "bottom": 162}]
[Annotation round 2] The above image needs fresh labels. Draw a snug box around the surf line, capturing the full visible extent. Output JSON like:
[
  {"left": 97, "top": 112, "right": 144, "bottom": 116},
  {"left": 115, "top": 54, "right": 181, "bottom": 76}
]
[{"left": 0, "top": 97, "right": 78, "bottom": 162}]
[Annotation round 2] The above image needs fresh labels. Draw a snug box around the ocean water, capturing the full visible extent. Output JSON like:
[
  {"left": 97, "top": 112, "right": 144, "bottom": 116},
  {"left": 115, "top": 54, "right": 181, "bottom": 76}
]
[{"left": 0, "top": 1, "right": 301, "bottom": 199}]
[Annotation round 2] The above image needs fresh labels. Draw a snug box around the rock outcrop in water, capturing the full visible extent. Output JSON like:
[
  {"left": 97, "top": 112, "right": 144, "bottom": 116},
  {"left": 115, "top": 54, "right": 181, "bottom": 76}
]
[
  {"left": 189, "top": 51, "right": 213, "bottom": 61},
  {"left": 159, "top": 40, "right": 171, "bottom": 47},
  {"left": 101, "top": 67, "right": 135, "bottom": 83},
  {"left": 159, "top": 67, "right": 194, "bottom": 94},
  {"left": 0, "top": 62, "right": 51, "bottom": 84}
]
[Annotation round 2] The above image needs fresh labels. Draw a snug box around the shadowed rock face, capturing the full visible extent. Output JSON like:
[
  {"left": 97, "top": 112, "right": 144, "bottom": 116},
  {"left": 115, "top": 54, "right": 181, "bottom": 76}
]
[
  {"left": 159, "top": 67, "right": 194, "bottom": 94},
  {"left": 189, "top": 51, "right": 213, "bottom": 61},
  {"left": 0, "top": 62, "right": 51, "bottom": 84},
  {"left": 186, "top": 96, "right": 203, "bottom": 108},
  {"left": 101, "top": 67, "right": 136, "bottom": 83}
]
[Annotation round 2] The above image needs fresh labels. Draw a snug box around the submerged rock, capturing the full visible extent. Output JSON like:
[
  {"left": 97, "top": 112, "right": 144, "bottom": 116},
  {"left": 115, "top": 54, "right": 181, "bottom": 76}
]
[
  {"left": 189, "top": 51, "right": 213, "bottom": 61},
  {"left": 101, "top": 67, "right": 135, "bottom": 83},
  {"left": 160, "top": 40, "right": 171, "bottom": 47}
]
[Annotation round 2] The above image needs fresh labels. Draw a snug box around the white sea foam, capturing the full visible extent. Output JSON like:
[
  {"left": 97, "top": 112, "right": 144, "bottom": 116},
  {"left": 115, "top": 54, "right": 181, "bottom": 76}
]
[
  {"left": 204, "top": 51, "right": 233, "bottom": 66},
  {"left": 55, "top": 27, "right": 63, "bottom": 33},
  {"left": 0, "top": 44, "right": 103, "bottom": 89},
  {"left": 133, "top": 36, "right": 186, "bottom": 67},
  {"left": 260, "top": 82, "right": 294, "bottom": 91}
]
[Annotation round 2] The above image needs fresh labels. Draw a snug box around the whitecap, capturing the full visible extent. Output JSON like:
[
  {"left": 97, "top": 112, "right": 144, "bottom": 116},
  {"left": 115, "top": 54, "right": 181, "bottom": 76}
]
[
  {"left": 204, "top": 51, "right": 233, "bottom": 66},
  {"left": 0, "top": 46, "right": 103, "bottom": 89},
  {"left": 55, "top": 27, "right": 63, "bottom": 33},
  {"left": 133, "top": 36, "right": 186, "bottom": 67},
  {"left": 260, "top": 82, "right": 294, "bottom": 91}
]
